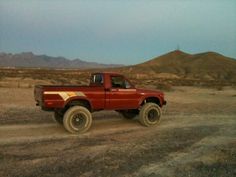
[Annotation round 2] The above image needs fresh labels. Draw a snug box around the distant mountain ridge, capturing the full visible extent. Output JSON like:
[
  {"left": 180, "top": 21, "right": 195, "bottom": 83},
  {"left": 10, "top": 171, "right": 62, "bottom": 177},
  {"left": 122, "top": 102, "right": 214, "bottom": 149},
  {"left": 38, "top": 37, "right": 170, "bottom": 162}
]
[{"left": 0, "top": 52, "right": 123, "bottom": 69}]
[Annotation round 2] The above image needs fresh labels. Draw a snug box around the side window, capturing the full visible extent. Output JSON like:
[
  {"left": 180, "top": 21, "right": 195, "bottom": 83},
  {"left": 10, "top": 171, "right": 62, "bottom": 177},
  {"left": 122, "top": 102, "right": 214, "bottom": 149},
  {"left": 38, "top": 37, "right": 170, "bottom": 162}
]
[
  {"left": 111, "top": 76, "right": 131, "bottom": 89},
  {"left": 90, "top": 74, "right": 103, "bottom": 85},
  {"left": 111, "top": 76, "right": 124, "bottom": 88}
]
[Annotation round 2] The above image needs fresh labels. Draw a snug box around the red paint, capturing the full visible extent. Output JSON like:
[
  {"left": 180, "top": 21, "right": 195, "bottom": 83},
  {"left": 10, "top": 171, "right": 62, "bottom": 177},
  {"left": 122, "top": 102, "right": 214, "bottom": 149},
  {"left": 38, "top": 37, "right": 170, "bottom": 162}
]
[{"left": 34, "top": 72, "right": 166, "bottom": 111}]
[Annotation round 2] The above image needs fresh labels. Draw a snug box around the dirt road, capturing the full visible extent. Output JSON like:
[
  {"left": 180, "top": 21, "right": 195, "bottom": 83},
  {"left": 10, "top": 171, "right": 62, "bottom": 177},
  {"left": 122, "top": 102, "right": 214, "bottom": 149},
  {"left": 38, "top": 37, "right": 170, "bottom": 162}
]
[{"left": 0, "top": 87, "right": 236, "bottom": 177}]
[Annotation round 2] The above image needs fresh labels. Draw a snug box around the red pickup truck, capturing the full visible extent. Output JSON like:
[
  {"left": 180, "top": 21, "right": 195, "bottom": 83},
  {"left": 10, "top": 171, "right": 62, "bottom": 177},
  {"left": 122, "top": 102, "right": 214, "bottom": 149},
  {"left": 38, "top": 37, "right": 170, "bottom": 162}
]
[{"left": 34, "top": 72, "right": 166, "bottom": 133}]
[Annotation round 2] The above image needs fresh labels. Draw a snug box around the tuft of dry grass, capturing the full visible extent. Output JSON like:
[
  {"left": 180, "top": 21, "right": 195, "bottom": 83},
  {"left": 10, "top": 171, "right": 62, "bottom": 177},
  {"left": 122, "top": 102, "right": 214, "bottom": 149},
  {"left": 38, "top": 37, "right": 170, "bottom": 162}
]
[{"left": 156, "top": 82, "right": 174, "bottom": 92}]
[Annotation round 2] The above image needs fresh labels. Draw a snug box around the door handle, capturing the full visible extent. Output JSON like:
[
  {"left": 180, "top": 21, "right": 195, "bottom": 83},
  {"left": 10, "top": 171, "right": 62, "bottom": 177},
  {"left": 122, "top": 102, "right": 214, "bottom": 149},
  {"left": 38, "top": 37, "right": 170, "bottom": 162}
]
[
  {"left": 110, "top": 88, "right": 118, "bottom": 92},
  {"left": 105, "top": 88, "right": 118, "bottom": 92}
]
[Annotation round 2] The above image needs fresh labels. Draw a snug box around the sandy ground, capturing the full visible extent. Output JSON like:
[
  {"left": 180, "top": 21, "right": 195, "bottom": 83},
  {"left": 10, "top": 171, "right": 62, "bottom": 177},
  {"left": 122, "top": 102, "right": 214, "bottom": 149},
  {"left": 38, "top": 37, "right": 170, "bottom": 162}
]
[{"left": 0, "top": 86, "right": 236, "bottom": 177}]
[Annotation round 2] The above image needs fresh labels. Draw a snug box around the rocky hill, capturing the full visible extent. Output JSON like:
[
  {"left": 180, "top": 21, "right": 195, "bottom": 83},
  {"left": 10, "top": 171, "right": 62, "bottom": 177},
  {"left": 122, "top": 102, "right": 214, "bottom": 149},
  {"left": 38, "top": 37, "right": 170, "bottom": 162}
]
[{"left": 126, "top": 50, "right": 236, "bottom": 82}]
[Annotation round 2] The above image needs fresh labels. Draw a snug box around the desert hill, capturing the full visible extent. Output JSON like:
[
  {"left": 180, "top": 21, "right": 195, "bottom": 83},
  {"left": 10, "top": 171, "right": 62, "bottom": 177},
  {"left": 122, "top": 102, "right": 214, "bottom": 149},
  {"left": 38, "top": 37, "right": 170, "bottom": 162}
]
[
  {"left": 0, "top": 52, "right": 123, "bottom": 69},
  {"left": 126, "top": 50, "right": 236, "bottom": 82}
]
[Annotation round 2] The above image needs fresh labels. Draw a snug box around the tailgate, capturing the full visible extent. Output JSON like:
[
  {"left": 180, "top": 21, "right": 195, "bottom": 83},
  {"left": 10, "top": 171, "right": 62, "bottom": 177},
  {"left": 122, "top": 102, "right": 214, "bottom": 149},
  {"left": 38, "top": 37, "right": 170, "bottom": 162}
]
[{"left": 34, "top": 85, "right": 44, "bottom": 106}]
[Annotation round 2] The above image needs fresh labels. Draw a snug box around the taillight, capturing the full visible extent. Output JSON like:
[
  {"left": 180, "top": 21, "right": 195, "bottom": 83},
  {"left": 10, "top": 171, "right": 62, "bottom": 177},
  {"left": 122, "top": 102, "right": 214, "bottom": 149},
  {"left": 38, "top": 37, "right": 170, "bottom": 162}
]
[{"left": 42, "top": 90, "right": 44, "bottom": 101}]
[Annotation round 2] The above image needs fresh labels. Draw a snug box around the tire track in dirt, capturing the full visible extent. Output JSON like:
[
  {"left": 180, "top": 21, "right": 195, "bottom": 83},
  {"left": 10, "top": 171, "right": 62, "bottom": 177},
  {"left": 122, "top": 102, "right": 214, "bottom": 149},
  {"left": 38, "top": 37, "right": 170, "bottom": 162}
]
[
  {"left": 1, "top": 114, "right": 234, "bottom": 146},
  {"left": 0, "top": 118, "right": 143, "bottom": 145}
]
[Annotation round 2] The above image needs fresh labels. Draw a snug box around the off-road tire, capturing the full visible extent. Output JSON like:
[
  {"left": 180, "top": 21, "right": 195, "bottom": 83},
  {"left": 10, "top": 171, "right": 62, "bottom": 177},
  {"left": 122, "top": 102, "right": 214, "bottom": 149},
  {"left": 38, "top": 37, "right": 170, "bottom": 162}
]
[
  {"left": 139, "top": 103, "right": 161, "bottom": 126},
  {"left": 119, "top": 110, "right": 138, "bottom": 119},
  {"left": 63, "top": 106, "right": 92, "bottom": 134},
  {"left": 53, "top": 111, "right": 64, "bottom": 125}
]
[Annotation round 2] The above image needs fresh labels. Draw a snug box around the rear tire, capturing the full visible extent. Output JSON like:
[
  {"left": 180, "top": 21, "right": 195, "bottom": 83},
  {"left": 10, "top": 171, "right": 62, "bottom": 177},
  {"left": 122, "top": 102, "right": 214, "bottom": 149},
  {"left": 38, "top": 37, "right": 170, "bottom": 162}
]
[
  {"left": 63, "top": 106, "right": 92, "bottom": 134},
  {"left": 139, "top": 103, "right": 161, "bottom": 127}
]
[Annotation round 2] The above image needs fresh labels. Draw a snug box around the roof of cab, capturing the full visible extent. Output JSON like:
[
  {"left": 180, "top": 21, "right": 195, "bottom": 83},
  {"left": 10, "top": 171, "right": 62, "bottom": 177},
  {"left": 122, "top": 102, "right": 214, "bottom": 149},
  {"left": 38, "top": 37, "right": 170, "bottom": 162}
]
[{"left": 92, "top": 72, "right": 122, "bottom": 76}]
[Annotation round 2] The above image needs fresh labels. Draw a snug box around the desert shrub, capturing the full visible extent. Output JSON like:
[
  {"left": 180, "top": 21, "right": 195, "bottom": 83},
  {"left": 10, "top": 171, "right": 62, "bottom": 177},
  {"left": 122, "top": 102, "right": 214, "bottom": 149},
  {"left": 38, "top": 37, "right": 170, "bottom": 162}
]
[
  {"left": 215, "top": 85, "right": 224, "bottom": 91},
  {"left": 232, "top": 85, "right": 236, "bottom": 90},
  {"left": 156, "top": 83, "right": 173, "bottom": 91}
]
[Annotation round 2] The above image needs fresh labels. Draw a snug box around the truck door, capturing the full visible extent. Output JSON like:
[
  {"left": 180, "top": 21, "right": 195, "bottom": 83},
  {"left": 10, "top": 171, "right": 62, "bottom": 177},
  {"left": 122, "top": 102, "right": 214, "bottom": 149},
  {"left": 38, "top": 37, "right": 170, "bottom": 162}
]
[
  {"left": 106, "top": 75, "right": 138, "bottom": 109},
  {"left": 89, "top": 73, "right": 106, "bottom": 109}
]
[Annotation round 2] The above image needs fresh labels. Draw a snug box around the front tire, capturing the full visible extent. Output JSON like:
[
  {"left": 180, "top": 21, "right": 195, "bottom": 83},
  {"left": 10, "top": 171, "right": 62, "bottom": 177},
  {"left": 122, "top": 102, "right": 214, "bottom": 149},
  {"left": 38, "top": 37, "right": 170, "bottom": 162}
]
[
  {"left": 63, "top": 106, "right": 92, "bottom": 133},
  {"left": 139, "top": 103, "right": 162, "bottom": 127}
]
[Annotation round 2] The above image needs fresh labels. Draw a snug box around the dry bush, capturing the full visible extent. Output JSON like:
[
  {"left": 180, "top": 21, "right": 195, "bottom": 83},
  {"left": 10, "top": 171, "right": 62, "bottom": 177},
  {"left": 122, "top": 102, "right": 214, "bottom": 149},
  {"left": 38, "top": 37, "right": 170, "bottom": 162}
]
[
  {"left": 215, "top": 85, "right": 224, "bottom": 91},
  {"left": 156, "top": 82, "right": 173, "bottom": 91},
  {"left": 232, "top": 85, "right": 236, "bottom": 90}
]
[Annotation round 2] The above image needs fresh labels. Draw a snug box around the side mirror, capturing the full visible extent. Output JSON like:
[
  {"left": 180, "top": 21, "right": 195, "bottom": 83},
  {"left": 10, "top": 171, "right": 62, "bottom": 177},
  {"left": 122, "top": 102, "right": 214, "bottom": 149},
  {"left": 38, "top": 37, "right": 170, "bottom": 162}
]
[
  {"left": 125, "top": 84, "right": 131, "bottom": 89},
  {"left": 124, "top": 80, "right": 133, "bottom": 89}
]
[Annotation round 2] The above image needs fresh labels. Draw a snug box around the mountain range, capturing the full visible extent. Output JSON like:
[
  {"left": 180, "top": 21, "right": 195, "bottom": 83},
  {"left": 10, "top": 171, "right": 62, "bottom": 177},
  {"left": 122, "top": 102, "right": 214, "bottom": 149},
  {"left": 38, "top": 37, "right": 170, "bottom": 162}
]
[
  {"left": 0, "top": 52, "right": 123, "bottom": 69},
  {"left": 1, "top": 50, "right": 236, "bottom": 82}
]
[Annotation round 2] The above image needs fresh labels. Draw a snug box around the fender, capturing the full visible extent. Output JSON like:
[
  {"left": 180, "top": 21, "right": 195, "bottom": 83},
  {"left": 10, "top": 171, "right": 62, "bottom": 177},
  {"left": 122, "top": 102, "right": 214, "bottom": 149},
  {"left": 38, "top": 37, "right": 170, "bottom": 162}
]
[
  {"left": 138, "top": 95, "right": 162, "bottom": 107},
  {"left": 64, "top": 96, "right": 92, "bottom": 109}
]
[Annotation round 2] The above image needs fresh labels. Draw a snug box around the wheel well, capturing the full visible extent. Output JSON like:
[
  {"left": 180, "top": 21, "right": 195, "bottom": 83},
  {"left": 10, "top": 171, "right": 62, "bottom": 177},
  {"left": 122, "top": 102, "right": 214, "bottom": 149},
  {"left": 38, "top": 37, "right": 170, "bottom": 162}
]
[
  {"left": 65, "top": 99, "right": 91, "bottom": 111},
  {"left": 141, "top": 97, "right": 161, "bottom": 106}
]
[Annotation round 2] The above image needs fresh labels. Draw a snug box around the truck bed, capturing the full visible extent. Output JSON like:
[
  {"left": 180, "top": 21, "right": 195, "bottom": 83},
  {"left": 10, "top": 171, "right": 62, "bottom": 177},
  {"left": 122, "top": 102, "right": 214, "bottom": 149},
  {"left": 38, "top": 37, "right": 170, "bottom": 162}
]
[{"left": 34, "top": 84, "right": 104, "bottom": 108}]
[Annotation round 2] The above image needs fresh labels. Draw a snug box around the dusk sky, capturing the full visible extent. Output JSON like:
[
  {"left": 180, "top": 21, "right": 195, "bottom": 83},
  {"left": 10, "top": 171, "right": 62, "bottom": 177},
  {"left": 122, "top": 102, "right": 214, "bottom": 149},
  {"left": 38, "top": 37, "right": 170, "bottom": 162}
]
[{"left": 0, "top": 0, "right": 236, "bottom": 64}]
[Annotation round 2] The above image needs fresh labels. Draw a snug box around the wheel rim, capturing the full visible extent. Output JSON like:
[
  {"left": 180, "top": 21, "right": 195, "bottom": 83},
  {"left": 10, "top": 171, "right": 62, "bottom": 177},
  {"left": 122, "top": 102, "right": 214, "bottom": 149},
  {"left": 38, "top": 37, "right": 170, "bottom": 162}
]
[
  {"left": 147, "top": 108, "right": 159, "bottom": 122},
  {"left": 70, "top": 113, "right": 87, "bottom": 131}
]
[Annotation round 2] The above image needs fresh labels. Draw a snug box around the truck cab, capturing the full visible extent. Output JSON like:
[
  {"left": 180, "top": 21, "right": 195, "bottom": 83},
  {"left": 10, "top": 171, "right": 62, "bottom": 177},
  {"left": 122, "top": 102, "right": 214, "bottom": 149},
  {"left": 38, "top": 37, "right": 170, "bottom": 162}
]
[{"left": 34, "top": 72, "right": 166, "bottom": 134}]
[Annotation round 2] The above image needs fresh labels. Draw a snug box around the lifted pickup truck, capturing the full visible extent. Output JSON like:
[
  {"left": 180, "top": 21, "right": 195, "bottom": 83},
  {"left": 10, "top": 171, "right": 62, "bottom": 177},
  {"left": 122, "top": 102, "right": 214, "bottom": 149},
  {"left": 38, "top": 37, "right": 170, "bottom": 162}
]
[{"left": 34, "top": 72, "right": 166, "bottom": 133}]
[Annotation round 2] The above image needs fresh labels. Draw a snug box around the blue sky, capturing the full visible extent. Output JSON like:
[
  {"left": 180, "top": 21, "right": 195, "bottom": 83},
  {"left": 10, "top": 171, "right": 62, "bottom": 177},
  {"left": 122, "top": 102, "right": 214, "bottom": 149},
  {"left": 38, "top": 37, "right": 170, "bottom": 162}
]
[{"left": 0, "top": 0, "right": 236, "bottom": 64}]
